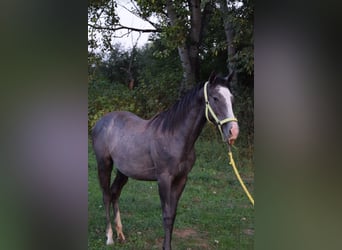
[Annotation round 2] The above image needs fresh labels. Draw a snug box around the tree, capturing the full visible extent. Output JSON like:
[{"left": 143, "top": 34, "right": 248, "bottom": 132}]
[
  {"left": 88, "top": 0, "right": 160, "bottom": 52},
  {"left": 89, "top": 0, "right": 215, "bottom": 90},
  {"left": 162, "top": 0, "right": 214, "bottom": 90},
  {"left": 219, "top": 0, "right": 254, "bottom": 85},
  {"left": 88, "top": 0, "right": 253, "bottom": 90},
  {"left": 219, "top": 0, "right": 236, "bottom": 81}
]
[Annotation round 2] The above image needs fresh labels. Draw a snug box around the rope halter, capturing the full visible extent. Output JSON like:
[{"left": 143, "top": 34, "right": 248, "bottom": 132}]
[{"left": 204, "top": 81, "right": 238, "bottom": 141}]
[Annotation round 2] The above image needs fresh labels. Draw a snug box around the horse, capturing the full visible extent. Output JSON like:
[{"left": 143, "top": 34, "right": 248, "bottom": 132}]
[{"left": 91, "top": 72, "right": 239, "bottom": 250}]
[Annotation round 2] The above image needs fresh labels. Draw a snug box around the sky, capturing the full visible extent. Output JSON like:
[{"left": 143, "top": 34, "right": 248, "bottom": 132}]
[{"left": 113, "top": 0, "right": 155, "bottom": 50}]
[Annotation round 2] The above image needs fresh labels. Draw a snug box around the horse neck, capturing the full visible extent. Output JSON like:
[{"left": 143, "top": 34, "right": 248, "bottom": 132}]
[{"left": 178, "top": 88, "right": 207, "bottom": 148}]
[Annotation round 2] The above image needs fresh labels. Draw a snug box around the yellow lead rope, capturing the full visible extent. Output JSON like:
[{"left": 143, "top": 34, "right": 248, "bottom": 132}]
[{"left": 228, "top": 148, "right": 254, "bottom": 206}]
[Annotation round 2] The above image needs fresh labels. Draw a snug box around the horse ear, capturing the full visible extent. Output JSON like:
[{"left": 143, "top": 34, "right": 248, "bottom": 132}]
[
  {"left": 225, "top": 70, "right": 234, "bottom": 84},
  {"left": 224, "top": 70, "right": 235, "bottom": 89},
  {"left": 208, "top": 71, "right": 216, "bottom": 84}
]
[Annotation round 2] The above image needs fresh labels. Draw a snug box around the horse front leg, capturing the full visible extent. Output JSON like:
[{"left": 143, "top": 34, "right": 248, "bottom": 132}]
[
  {"left": 158, "top": 173, "right": 173, "bottom": 250},
  {"left": 158, "top": 173, "right": 188, "bottom": 250}
]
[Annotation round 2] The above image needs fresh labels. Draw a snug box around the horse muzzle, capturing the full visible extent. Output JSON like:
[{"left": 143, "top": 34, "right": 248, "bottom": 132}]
[{"left": 224, "top": 122, "right": 239, "bottom": 145}]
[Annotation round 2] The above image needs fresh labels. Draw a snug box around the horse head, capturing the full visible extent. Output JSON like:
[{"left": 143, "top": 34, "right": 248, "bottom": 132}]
[{"left": 205, "top": 72, "right": 239, "bottom": 145}]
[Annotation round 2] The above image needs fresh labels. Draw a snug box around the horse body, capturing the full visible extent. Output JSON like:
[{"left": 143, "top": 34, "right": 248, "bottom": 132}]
[
  {"left": 91, "top": 72, "right": 239, "bottom": 250},
  {"left": 93, "top": 107, "right": 203, "bottom": 181},
  {"left": 93, "top": 111, "right": 156, "bottom": 180}
]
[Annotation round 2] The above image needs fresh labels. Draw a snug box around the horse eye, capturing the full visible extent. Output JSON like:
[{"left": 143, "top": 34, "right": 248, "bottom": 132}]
[{"left": 213, "top": 96, "right": 219, "bottom": 102}]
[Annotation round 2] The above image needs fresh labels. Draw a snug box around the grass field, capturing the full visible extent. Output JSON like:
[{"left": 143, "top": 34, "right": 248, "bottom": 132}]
[{"left": 88, "top": 133, "right": 254, "bottom": 249}]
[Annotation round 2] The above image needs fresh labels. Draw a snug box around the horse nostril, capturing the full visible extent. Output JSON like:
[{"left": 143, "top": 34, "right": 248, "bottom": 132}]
[
  {"left": 229, "top": 124, "right": 239, "bottom": 141},
  {"left": 229, "top": 128, "right": 234, "bottom": 137}
]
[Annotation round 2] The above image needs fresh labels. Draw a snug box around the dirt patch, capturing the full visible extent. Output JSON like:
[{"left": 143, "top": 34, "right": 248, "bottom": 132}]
[
  {"left": 192, "top": 196, "right": 201, "bottom": 203},
  {"left": 155, "top": 228, "right": 209, "bottom": 249},
  {"left": 174, "top": 228, "right": 209, "bottom": 249},
  {"left": 173, "top": 228, "right": 198, "bottom": 238},
  {"left": 243, "top": 228, "right": 254, "bottom": 236}
]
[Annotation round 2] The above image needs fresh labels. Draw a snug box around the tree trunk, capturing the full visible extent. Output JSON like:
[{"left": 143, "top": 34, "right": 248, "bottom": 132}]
[
  {"left": 177, "top": 46, "right": 195, "bottom": 92},
  {"left": 188, "top": 0, "right": 202, "bottom": 85},
  {"left": 166, "top": 0, "right": 202, "bottom": 93},
  {"left": 219, "top": 0, "right": 238, "bottom": 84}
]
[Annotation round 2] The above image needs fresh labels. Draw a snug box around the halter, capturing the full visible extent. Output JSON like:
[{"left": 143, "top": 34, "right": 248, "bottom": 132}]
[{"left": 204, "top": 81, "right": 238, "bottom": 141}]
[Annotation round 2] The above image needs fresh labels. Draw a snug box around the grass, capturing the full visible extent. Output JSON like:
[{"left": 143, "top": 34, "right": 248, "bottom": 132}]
[{"left": 88, "top": 131, "right": 254, "bottom": 249}]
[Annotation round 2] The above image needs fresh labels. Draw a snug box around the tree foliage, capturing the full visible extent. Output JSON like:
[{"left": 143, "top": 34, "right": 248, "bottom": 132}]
[
  {"left": 89, "top": 0, "right": 253, "bottom": 88},
  {"left": 88, "top": 42, "right": 182, "bottom": 132}
]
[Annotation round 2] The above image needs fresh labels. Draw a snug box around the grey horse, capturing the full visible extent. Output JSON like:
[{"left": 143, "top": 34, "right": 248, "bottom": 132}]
[{"left": 91, "top": 72, "right": 239, "bottom": 250}]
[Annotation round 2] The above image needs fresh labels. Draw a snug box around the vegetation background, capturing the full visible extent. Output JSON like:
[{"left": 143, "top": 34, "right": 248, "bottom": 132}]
[{"left": 88, "top": 0, "right": 254, "bottom": 248}]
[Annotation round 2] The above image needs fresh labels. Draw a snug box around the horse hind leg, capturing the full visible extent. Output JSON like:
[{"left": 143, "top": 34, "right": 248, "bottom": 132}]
[
  {"left": 97, "top": 156, "right": 115, "bottom": 245},
  {"left": 111, "top": 170, "right": 128, "bottom": 242}
]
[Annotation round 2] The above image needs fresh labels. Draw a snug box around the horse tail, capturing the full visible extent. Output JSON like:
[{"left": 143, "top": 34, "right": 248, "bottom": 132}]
[
  {"left": 91, "top": 114, "right": 114, "bottom": 182},
  {"left": 91, "top": 113, "right": 111, "bottom": 145},
  {"left": 91, "top": 120, "right": 101, "bottom": 144}
]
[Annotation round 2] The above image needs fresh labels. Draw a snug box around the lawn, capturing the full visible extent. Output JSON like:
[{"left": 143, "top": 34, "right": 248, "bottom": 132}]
[{"left": 88, "top": 134, "right": 254, "bottom": 249}]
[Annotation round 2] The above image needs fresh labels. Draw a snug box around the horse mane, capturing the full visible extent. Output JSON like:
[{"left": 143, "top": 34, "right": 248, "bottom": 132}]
[{"left": 147, "top": 82, "right": 205, "bottom": 133}]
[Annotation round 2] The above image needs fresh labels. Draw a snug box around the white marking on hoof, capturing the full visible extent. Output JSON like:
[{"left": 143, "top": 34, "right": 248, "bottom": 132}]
[
  {"left": 106, "top": 237, "right": 114, "bottom": 245},
  {"left": 115, "top": 210, "right": 126, "bottom": 241},
  {"left": 117, "top": 231, "right": 126, "bottom": 242},
  {"left": 106, "top": 227, "right": 114, "bottom": 245}
]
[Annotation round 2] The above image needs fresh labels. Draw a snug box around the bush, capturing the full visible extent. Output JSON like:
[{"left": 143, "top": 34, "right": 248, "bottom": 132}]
[
  {"left": 88, "top": 77, "right": 180, "bottom": 133},
  {"left": 88, "top": 79, "right": 137, "bottom": 132}
]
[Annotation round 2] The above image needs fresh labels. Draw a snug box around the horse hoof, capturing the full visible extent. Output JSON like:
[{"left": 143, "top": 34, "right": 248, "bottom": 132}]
[
  {"left": 106, "top": 238, "right": 114, "bottom": 245},
  {"left": 118, "top": 238, "right": 126, "bottom": 244},
  {"left": 117, "top": 233, "right": 126, "bottom": 243}
]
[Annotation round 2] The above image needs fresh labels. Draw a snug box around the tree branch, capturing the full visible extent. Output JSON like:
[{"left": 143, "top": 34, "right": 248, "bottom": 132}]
[
  {"left": 88, "top": 23, "right": 160, "bottom": 33},
  {"left": 120, "top": 1, "right": 161, "bottom": 29}
]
